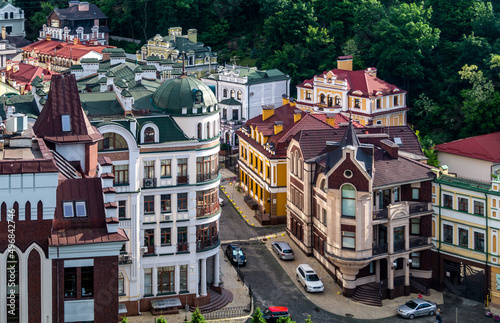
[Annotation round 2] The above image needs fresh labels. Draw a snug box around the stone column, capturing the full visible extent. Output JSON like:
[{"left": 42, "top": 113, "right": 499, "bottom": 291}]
[
  {"left": 404, "top": 257, "right": 411, "bottom": 296},
  {"left": 200, "top": 258, "right": 207, "bottom": 296},
  {"left": 152, "top": 267, "right": 158, "bottom": 296},
  {"left": 213, "top": 252, "right": 220, "bottom": 287},
  {"left": 388, "top": 260, "right": 395, "bottom": 299}
]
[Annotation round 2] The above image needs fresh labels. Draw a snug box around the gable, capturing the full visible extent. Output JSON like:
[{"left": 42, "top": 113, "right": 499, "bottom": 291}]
[{"left": 327, "top": 151, "right": 370, "bottom": 192}]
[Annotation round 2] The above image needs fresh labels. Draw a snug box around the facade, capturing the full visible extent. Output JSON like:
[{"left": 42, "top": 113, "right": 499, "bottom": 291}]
[
  {"left": 0, "top": 1, "right": 25, "bottom": 37},
  {"left": 0, "top": 74, "right": 127, "bottom": 322},
  {"left": 0, "top": 26, "right": 23, "bottom": 68},
  {"left": 286, "top": 119, "right": 434, "bottom": 301},
  {"left": 39, "top": 1, "right": 110, "bottom": 45},
  {"left": 202, "top": 65, "right": 291, "bottom": 146},
  {"left": 138, "top": 27, "right": 218, "bottom": 77},
  {"left": 296, "top": 56, "right": 408, "bottom": 126}
]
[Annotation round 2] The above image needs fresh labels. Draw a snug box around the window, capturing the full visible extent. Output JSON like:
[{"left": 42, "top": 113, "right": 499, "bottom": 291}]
[
  {"left": 335, "top": 96, "right": 341, "bottom": 106},
  {"left": 75, "top": 201, "right": 86, "bottom": 217},
  {"left": 118, "top": 272, "right": 125, "bottom": 295},
  {"left": 177, "top": 193, "right": 188, "bottom": 211},
  {"left": 144, "top": 127, "right": 155, "bottom": 143},
  {"left": 443, "top": 224, "right": 453, "bottom": 243},
  {"left": 63, "top": 202, "right": 74, "bottom": 218},
  {"left": 232, "top": 109, "right": 238, "bottom": 120},
  {"left": 144, "top": 268, "right": 152, "bottom": 295},
  {"left": 342, "top": 231, "right": 355, "bottom": 250},
  {"left": 161, "top": 228, "right": 171, "bottom": 245},
  {"left": 342, "top": 184, "right": 356, "bottom": 217},
  {"left": 230, "top": 89, "right": 235, "bottom": 98},
  {"left": 99, "top": 133, "right": 128, "bottom": 151},
  {"left": 412, "top": 188, "right": 420, "bottom": 200},
  {"left": 81, "top": 267, "right": 93, "bottom": 297},
  {"left": 144, "top": 229, "right": 154, "bottom": 247},
  {"left": 459, "top": 228, "right": 468, "bottom": 248},
  {"left": 179, "top": 265, "right": 188, "bottom": 291},
  {"left": 197, "top": 123, "right": 202, "bottom": 139},
  {"left": 4, "top": 13, "right": 7, "bottom": 19},
  {"left": 61, "top": 115, "right": 71, "bottom": 132},
  {"left": 411, "top": 252, "right": 420, "bottom": 269},
  {"left": 321, "top": 208, "right": 327, "bottom": 225},
  {"left": 474, "top": 201, "right": 485, "bottom": 216},
  {"left": 443, "top": 194, "right": 453, "bottom": 208},
  {"left": 237, "top": 91, "right": 242, "bottom": 100},
  {"left": 354, "top": 98, "right": 360, "bottom": 108},
  {"left": 410, "top": 217, "right": 420, "bottom": 235},
  {"left": 222, "top": 108, "right": 227, "bottom": 120},
  {"left": 161, "top": 160, "right": 171, "bottom": 177},
  {"left": 113, "top": 165, "right": 129, "bottom": 185},
  {"left": 195, "top": 90, "right": 203, "bottom": 103},
  {"left": 474, "top": 231, "right": 485, "bottom": 252},
  {"left": 394, "top": 96, "right": 398, "bottom": 106},
  {"left": 376, "top": 99, "right": 381, "bottom": 109},
  {"left": 64, "top": 267, "right": 77, "bottom": 298},
  {"left": 177, "top": 158, "right": 188, "bottom": 183},
  {"left": 393, "top": 187, "right": 400, "bottom": 202},
  {"left": 9, "top": 12, "right": 13, "bottom": 19},
  {"left": 327, "top": 96, "right": 333, "bottom": 107},
  {"left": 161, "top": 194, "right": 171, "bottom": 212},
  {"left": 158, "top": 266, "right": 175, "bottom": 293},
  {"left": 144, "top": 196, "right": 154, "bottom": 213},
  {"left": 223, "top": 89, "right": 227, "bottom": 97},
  {"left": 458, "top": 197, "right": 468, "bottom": 212},
  {"left": 144, "top": 160, "right": 155, "bottom": 179},
  {"left": 306, "top": 92, "right": 311, "bottom": 100},
  {"left": 320, "top": 94, "right": 325, "bottom": 104}
]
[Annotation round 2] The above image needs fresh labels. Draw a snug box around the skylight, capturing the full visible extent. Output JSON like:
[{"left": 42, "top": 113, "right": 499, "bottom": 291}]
[
  {"left": 75, "top": 201, "right": 87, "bottom": 217},
  {"left": 61, "top": 115, "right": 71, "bottom": 132},
  {"left": 394, "top": 137, "right": 403, "bottom": 145}
]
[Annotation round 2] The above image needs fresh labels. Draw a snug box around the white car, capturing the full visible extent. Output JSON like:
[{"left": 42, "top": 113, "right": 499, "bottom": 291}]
[{"left": 296, "top": 264, "right": 324, "bottom": 293}]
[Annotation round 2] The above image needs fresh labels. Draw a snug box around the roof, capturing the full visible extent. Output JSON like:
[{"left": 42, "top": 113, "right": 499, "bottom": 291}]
[
  {"left": 435, "top": 175, "right": 498, "bottom": 194},
  {"left": 219, "top": 98, "right": 241, "bottom": 106},
  {"left": 435, "top": 132, "right": 500, "bottom": 163},
  {"left": 33, "top": 74, "right": 103, "bottom": 143},
  {"left": 0, "top": 94, "right": 38, "bottom": 119},
  {"left": 49, "top": 227, "right": 128, "bottom": 246},
  {"left": 137, "top": 116, "right": 190, "bottom": 142},
  {"left": 79, "top": 92, "right": 124, "bottom": 119},
  {"left": 22, "top": 39, "right": 112, "bottom": 60},
  {"left": 53, "top": 3, "right": 107, "bottom": 20},
  {"left": 206, "top": 66, "right": 290, "bottom": 85}
]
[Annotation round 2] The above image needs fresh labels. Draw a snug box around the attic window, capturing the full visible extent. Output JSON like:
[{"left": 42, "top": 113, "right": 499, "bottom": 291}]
[
  {"left": 61, "top": 114, "right": 71, "bottom": 132},
  {"left": 63, "top": 202, "right": 74, "bottom": 218},
  {"left": 394, "top": 137, "right": 403, "bottom": 145},
  {"left": 194, "top": 90, "right": 203, "bottom": 103},
  {"left": 75, "top": 201, "right": 87, "bottom": 217}
]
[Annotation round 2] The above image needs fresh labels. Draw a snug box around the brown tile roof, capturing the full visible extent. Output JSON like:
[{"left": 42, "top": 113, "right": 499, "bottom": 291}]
[
  {"left": 0, "top": 159, "right": 59, "bottom": 174},
  {"left": 33, "top": 74, "right": 103, "bottom": 143},
  {"left": 435, "top": 131, "right": 500, "bottom": 162},
  {"left": 23, "top": 39, "right": 113, "bottom": 59},
  {"left": 49, "top": 227, "right": 128, "bottom": 246}
]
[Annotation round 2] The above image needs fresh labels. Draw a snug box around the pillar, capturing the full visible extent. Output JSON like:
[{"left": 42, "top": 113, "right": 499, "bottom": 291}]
[
  {"left": 388, "top": 261, "right": 395, "bottom": 299},
  {"left": 200, "top": 258, "right": 207, "bottom": 296},
  {"left": 404, "top": 257, "right": 411, "bottom": 296},
  {"left": 152, "top": 267, "right": 158, "bottom": 296},
  {"left": 213, "top": 252, "right": 220, "bottom": 287}
]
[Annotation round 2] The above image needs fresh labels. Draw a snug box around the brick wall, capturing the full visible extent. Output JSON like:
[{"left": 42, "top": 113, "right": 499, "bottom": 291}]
[
  {"left": 0, "top": 215, "right": 52, "bottom": 254},
  {"left": 28, "top": 249, "right": 41, "bottom": 322},
  {"left": 94, "top": 256, "right": 119, "bottom": 322},
  {"left": 327, "top": 153, "right": 370, "bottom": 192}
]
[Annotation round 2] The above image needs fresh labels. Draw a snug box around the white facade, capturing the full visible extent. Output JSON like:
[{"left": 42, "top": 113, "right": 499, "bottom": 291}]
[{"left": 0, "top": 3, "right": 25, "bottom": 37}]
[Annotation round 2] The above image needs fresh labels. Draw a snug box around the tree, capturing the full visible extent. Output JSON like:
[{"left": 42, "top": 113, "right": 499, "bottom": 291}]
[
  {"left": 29, "top": 2, "right": 55, "bottom": 37},
  {"left": 276, "top": 316, "right": 296, "bottom": 323},
  {"left": 156, "top": 316, "right": 168, "bottom": 323},
  {"left": 251, "top": 307, "right": 267, "bottom": 323},
  {"left": 190, "top": 308, "right": 207, "bottom": 323},
  {"left": 305, "top": 315, "right": 313, "bottom": 323}
]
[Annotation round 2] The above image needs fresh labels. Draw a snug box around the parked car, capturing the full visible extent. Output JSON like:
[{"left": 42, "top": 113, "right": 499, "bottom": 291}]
[
  {"left": 296, "top": 264, "right": 324, "bottom": 292},
  {"left": 271, "top": 241, "right": 295, "bottom": 260},
  {"left": 219, "top": 197, "right": 224, "bottom": 206},
  {"left": 397, "top": 299, "right": 437, "bottom": 319},
  {"left": 225, "top": 244, "right": 246, "bottom": 266},
  {"left": 262, "top": 306, "right": 292, "bottom": 322}
]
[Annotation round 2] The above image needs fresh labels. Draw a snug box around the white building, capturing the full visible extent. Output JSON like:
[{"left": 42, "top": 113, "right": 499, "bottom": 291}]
[
  {"left": 0, "top": 1, "right": 25, "bottom": 37},
  {"left": 202, "top": 65, "right": 290, "bottom": 146}
]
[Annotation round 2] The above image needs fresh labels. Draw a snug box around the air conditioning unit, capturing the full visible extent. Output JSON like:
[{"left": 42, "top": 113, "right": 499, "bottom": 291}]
[
  {"left": 143, "top": 178, "right": 156, "bottom": 188},
  {"left": 162, "top": 214, "right": 171, "bottom": 221},
  {"left": 140, "top": 246, "right": 149, "bottom": 254}
]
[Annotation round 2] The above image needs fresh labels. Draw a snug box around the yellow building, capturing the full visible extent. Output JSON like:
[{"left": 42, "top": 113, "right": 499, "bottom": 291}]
[
  {"left": 237, "top": 101, "right": 345, "bottom": 225},
  {"left": 296, "top": 56, "right": 407, "bottom": 126}
]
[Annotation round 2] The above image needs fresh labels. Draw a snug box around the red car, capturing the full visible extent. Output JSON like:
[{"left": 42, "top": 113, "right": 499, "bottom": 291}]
[{"left": 262, "top": 306, "right": 291, "bottom": 322}]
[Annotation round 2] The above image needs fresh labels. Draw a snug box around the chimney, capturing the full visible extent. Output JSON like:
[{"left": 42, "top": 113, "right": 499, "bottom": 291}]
[
  {"left": 380, "top": 139, "right": 399, "bottom": 159},
  {"left": 188, "top": 29, "right": 197, "bottom": 43},
  {"left": 12, "top": 61, "right": 19, "bottom": 72},
  {"left": 365, "top": 67, "right": 377, "bottom": 78},
  {"left": 262, "top": 104, "right": 275, "bottom": 121},
  {"left": 28, "top": 57, "right": 34, "bottom": 65},
  {"left": 337, "top": 55, "right": 353, "bottom": 71},
  {"left": 78, "top": 1, "right": 89, "bottom": 11},
  {"left": 2, "top": 26, "right": 5, "bottom": 40},
  {"left": 293, "top": 109, "right": 302, "bottom": 123},
  {"left": 33, "top": 58, "right": 39, "bottom": 67},
  {"left": 46, "top": 33, "right": 51, "bottom": 41},
  {"left": 325, "top": 113, "right": 336, "bottom": 127},
  {"left": 68, "top": 0, "right": 80, "bottom": 7},
  {"left": 274, "top": 121, "right": 283, "bottom": 135},
  {"left": 6, "top": 59, "right": 11, "bottom": 71},
  {"left": 440, "top": 165, "right": 449, "bottom": 175},
  {"left": 289, "top": 97, "right": 296, "bottom": 107},
  {"left": 282, "top": 94, "right": 290, "bottom": 105}
]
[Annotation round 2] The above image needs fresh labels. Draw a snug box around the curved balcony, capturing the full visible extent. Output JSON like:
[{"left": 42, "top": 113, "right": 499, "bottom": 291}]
[
  {"left": 196, "top": 170, "right": 220, "bottom": 183},
  {"left": 196, "top": 235, "right": 220, "bottom": 252}
]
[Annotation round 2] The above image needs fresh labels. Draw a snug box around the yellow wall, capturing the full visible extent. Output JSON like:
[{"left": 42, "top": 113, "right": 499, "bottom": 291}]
[
  {"left": 276, "top": 192, "right": 287, "bottom": 217},
  {"left": 276, "top": 163, "right": 287, "bottom": 187}
]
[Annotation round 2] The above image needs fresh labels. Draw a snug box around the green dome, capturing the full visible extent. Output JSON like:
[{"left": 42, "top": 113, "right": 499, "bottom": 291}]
[{"left": 152, "top": 75, "right": 217, "bottom": 115}]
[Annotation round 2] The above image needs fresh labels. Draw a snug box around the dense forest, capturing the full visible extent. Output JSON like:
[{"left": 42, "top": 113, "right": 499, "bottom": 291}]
[{"left": 14, "top": 0, "right": 500, "bottom": 147}]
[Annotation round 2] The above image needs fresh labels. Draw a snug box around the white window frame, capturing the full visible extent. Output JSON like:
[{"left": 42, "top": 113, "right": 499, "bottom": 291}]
[
  {"left": 75, "top": 201, "right": 87, "bottom": 217},
  {"left": 63, "top": 201, "right": 74, "bottom": 218},
  {"left": 140, "top": 123, "right": 160, "bottom": 144}
]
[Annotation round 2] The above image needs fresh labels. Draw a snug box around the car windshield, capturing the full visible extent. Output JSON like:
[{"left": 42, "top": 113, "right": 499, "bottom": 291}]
[
  {"left": 306, "top": 274, "right": 320, "bottom": 281},
  {"left": 283, "top": 250, "right": 293, "bottom": 253},
  {"left": 405, "top": 301, "right": 418, "bottom": 309},
  {"left": 263, "top": 309, "right": 271, "bottom": 316},
  {"left": 232, "top": 249, "right": 244, "bottom": 256}
]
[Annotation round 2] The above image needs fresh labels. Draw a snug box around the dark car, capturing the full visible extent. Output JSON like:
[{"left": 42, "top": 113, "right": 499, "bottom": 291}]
[
  {"left": 262, "top": 306, "right": 291, "bottom": 322},
  {"left": 225, "top": 244, "right": 247, "bottom": 266}
]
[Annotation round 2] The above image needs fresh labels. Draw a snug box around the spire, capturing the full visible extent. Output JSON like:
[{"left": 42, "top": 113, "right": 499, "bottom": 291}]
[
  {"left": 340, "top": 115, "right": 360, "bottom": 148},
  {"left": 181, "top": 50, "right": 186, "bottom": 75}
]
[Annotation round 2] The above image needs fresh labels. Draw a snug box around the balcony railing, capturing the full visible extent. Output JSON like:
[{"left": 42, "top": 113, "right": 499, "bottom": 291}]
[
  {"left": 177, "top": 242, "right": 189, "bottom": 252},
  {"left": 373, "top": 209, "right": 388, "bottom": 221},
  {"left": 196, "top": 170, "right": 219, "bottom": 183},
  {"left": 196, "top": 204, "right": 220, "bottom": 218},
  {"left": 177, "top": 175, "right": 189, "bottom": 185},
  {"left": 410, "top": 236, "right": 429, "bottom": 248},
  {"left": 196, "top": 236, "right": 220, "bottom": 251},
  {"left": 409, "top": 202, "right": 431, "bottom": 214},
  {"left": 372, "top": 243, "right": 388, "bottom": 255},
  {"left": 119, "top": 254, "right": 132, "bottom": 265},
  {"left": 394, "top": 239, "right": 406, "bottom": 252}
]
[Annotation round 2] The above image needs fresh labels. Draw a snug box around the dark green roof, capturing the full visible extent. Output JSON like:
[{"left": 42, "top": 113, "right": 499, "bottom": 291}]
[
  {"left": 102, "top": 48, "right": 126, "bottom": 54},
  {"left": 31, "top": 76, "right": 42, "bottom": 86},
  {"left": 80, "top": 92, "right": 124, "bottom": 119},
  {"left": 97, "top": 66, "right": 107, "bottom": 73},
  {"left": 220, "top": 98, "right": 241, "bottom": 106},
  {"left": 98, "top": 77, "right": 107, "bottom": 84},
  {"left": 137, "top": 116, "right": 189, "bottom": 142},
  {"left": 106, "top": 70, "right": 115, "bottom": 77},
  {"left": 39, "top": 98, "right": 46, "bottom": 105},
  {"left": 0, "top": 94, "right": 38, "bottom": 119},
  {"left": 151, "top": 75, "right": 217, "bottom": 115},
  {"left": 121, "top": 89, "right": 132, "bottom": 97},
  {"left": 80, "top": 58, "right": 100, "bottom": 64},
  {"left": 146, "top": 56, "right": 160, "bottom": 61},
  {"left": 141, "top": 65, "right": 157, "bottom": 71},
  {"left": 436, "top": 175, "right": 499, "bottom": 195},
  {"left": 70, "top": 64, "right": 83, "bottom": 70},
  {"left": 114, "top": 79, "right": 127, "bottom": 88},
  {"left": 110, "top": 52, "right": 127, "bottom": 58},
  {"left": 36, "top": 89, "right": 46, "bottom": 96},
  {"left": 134, "top": 65, "right": 143, "bottom": 73}
]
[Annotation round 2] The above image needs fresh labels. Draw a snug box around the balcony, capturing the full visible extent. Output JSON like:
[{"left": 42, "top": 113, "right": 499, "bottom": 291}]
[
  {"left": 373, "top": 209, "right": 388, "bottom": 221},
  {"left": 394, "top": 239, "right": 406, "bottom": 252},
  {"left": 177, "top": 175, "right": 189, "bottom": 185},
  {"left": 177, "top": 242, "right": 189, "bottom": 252},
  {"left": 143, "top": 178, "right": 157, "bottom": 188},
  {"left": 196, "top": 236, "right": 220, "bottom": 252},
  {"left": 119, "top": 254, "right": 132, "bottom": 265},
  {"left": 409, "top": 202, "right": 432, "bottom": 215},
  {"left": 196, "top": 170, "right": 219, "bottom": 183},
  {"left": 410, "top": 236, "right": 430, "bottom": 248},
  {"left": 372, "top": 201, "right": 432, "bottom": 221},
  {"left": 372, "top": 243, "right": 388, "bottom": 255},
  {"left": 196, "top": 204, "right": 220, "bottom": 218}
]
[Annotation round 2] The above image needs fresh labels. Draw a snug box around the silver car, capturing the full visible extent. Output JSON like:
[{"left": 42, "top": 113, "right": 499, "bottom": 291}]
[
  {"left": 272, "top": 241, "right": 295, "bottom": 260},
  {"left": 397, "top": 299, "right": 437, "bottom": 319}
]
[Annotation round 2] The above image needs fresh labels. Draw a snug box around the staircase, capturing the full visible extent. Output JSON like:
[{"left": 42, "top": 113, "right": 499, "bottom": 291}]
[
  {"left": 190, "top": 286, "right": 234, "bottom": 314},
  {"left": 352, "top": 284, "right": 382, "bottom": 307}
]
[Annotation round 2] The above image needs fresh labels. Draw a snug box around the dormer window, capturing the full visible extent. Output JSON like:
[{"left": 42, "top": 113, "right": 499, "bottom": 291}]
[
  {"left": 354, "top": 99, "right": 360, "bottom": 108},
  {"left": 61, "top": 114, "right": 71, "bottom": 132},
  {"left": 63, "top": 201, "right": 87, "bottom": 218},
  {"left": 195, "top": 90, "right": 203, "bottom": 103},
  {"left": 63, "top": 202, "right": 74, "bottom": 218},
  {"left": 75, "top": 201, "right": 87, "bottom": 217},
  {"left": 144, "top": 127, "right": 155, "bottom": 143}
]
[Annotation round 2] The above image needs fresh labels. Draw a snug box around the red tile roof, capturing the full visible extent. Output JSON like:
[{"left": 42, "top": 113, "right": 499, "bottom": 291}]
[
  {"left": 33, "top": 74, "right": 103, "bottom": 143},
  {"left": 4, "top": 63, "right": 56, "bottom": 92},
  {"left": 22, "top": 39, "right": 112, "bottom": 59},
  {"left": 435, "top": 131, "right": 500, "bottom": 162}
]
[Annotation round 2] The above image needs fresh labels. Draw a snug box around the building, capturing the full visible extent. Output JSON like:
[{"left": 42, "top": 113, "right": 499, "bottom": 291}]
[
  {"left": 39, "top": 0, "right": 110, "bottom": 45},
  {"left": 286, "top": 118, "right": 434, "bottom": 303},
  {"left": 237, "top": 100, "right": 357, "bottom": 225},
  {"left": 138, "top": 27, "right": 218, "bottom": 77},
  {"left": 202, "top": 65, "right": 291, "bottom": 146},
  {"left": 0, "top": 1, "right": 25, "bottom": 37},
  {"left": 296, "top": 56, "right": 408, "bottom": 126},
  {"left": 0, "top": 74, "right": 128, "bottom": 322},
  {"left": 430, "top": 132, "right": 500, "bottom": 306},
  {"left": 1, "top": 60, "right": 56, "bottom": 94}
]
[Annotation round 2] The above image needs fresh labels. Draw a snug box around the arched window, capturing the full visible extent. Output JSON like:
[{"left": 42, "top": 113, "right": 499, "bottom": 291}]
[
  {"left": 25, "top": 201, "right": 31, "bottom": 220},
  {"left": 144, "top": 127, "right": 155, "bottom": 143},
  {"left": 237, "top": 91, "right": 242, "bottom": 100},
  {"left": 9, "top": 12, "right": 13, "bottom": 19},
  {"left": 223, "top": 89, "right": 228, "bottom": 98},
  {"left": 319, "top": 178, "right": 326, "bottom": 192},
  {"left": 294, "top": 152, "right": 298, "bottom": 176},
  {"left": 320, "top": 94, "right": 325, "bottom": 104},
  {"left": 299, "top": 158, "right": 303, "bottom": 179},
  {"left": 13, "top": 201, "right": 18, "bottom": 220},
  {"left": 213, "top": 120, "right": 216, "bottom": 137},
  {"left": 4, "top": 13, "right": 8, "bottom": 19},
  {"left": 98, "top": 132, "right": 128, "bottom": 151},
  {"left": 206, "top": 123, "right": 210, "bottom": 139},
  {"left": 197, "top": 123, "right": 202, "bottom": 139},
  {"left": 335, "top": 96, "right": 341, "bottom": 106},
  {"left": 37, "top": 201, "right": 43, "bottom": 219},
  {"left": 327, "top": 96, "right": 333, "bottom": 107},
  {"left": 230, "top": 89, "right": 235, "bottom": 98},
  {"left": 342, "top": 184, "right": 356, "bottom": 218},
  {"left": 195, "top": 90, "right": 203, "bottom": 103},
  {"left": 290, "top": 153, "right": 294, "bottom": 175}
]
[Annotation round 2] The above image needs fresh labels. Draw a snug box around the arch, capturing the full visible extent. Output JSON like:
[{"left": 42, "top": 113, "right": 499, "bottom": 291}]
[
  {"left": 237, "top": 91, "right": 242, "bottom": 100},
  {"left": 334, "top": 95, "right": 341, "bottom": 106},
  {"left": 140, "top": 123, "right": 160, "bottom": 144},
  {"left": 25, "top": 201, "right": 31, "bottom": 220},
  {"left": 206, "top": 122, "right": 210, "bottom": 139},
  {"left": 197, "top": 123, "right": 203, "bottom": 139},
  {"left": 13, "top": 201, "right": 18, "bottom": 220},
  {"left": 230, "top": 89, "right": 235, "bottom": 98},
  {"left": 37, "top": 201, "right": 43, "bottom": 220},
  {"left": 290, "top": 152, "right": 294, "bottom": 175},
  {"left": 320, "top": 93, "right": 325, "bottom": 104},
  {"left": 327, "top": 95, "right": 333, "bottom": 107},
  {"left": 28, "top": 249, "right": 41, "bottom": 322},
  {"left": 341, "top": 184, "right": 356, "bottom": 217},
  {"left": 294, "top": 151, "right": 298, "bottom": 176},
  {"left": 223, "top": 88, "right": 228, "bottom": 98},
  {"left": 318, "top": 177, "right": 327, "bottom": 192},
  {"left": 10, "top": 12, "right": 13, "bottom": 19},
  {"left": 4, "top": 12, "right": 7, "bottom": 19},
  {"left": 99, "top": 132, "right": 128, "bottom": 150},
  {"left": 299, "top": 158, "right": 303, "bottom": 179},
  {"left": 97, "top": 125, "right": 139, "bottom": 154}
]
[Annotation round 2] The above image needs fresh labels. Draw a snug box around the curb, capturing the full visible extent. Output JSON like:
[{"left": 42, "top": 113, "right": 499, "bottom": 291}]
[{"left": 220, "top": 184, "right": 257, "bottom": 228}]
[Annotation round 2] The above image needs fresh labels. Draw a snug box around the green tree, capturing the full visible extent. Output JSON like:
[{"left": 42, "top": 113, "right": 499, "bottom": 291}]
[
  {"left": 156, "top": 316, "right": 168, "bottom": 323},
  {"left": 305, "top": 315, "right": 313, "bottom": 323},
  {"left": 276, "top": 316, "right": 296, "bottom": 323},
  {"left": 29, "top": 2, "right": 55, "bottom": 37},
  {"left": 190, "top": 308, "right": 206, "bottom": 323},
  {"left": 251, "top": 307, "right": 267, "bottom": 323}
]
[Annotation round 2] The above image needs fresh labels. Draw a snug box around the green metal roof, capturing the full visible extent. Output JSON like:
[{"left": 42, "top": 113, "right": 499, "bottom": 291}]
[
  {"left": 98, "top": 77, "right": 107, "bottom": 84},
  {"left": 106, "top": 70, "right": 115, "bottom": 77},
  {"left": 36, "top": 89, "right": 46, "bottom": 96},
  {"left": 121, "top": 89, "right": 132, "bottom": 97},
  {"left": 102, "top": 48, "right": 127, "bottom": 54},
  {"left": 436, "top": 175, "right": 499, "bottom": 195},
  {"left": 219, "top": 98, "right": 241, "bottom": 106},
  {"left": 146, "top": 56, "right": 160, "bottom": 61},
  {"left": 114, "top": 78, "right": 127, "bottom": 88},
  {"left": 137, "top": 116, "right": 189, "bottom": 142},
  {"left": 141, "top": 65, "right": 157, "bottom": 71},
  {"left": 80, "top": 58, "right": 100, "bottom": 64},
  {"left": 134, "top": 65, "right": 143, "bottom": 73},
  {"left": 0, "top": 94, "right": 39, "bottom": 119},
  {"left": 70, "top": 64, "right": 83, "bottom": 70},
  {"left": 80, "top": 92, "right": 124, "bottom": 119}
]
